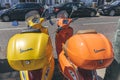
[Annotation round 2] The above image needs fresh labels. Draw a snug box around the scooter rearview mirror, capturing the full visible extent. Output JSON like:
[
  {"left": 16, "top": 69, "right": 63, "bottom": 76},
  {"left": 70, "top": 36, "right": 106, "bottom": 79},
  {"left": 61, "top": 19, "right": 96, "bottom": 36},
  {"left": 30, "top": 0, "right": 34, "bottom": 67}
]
[{"left": 25, "top": 11, "right": 40, "bottom": 22}]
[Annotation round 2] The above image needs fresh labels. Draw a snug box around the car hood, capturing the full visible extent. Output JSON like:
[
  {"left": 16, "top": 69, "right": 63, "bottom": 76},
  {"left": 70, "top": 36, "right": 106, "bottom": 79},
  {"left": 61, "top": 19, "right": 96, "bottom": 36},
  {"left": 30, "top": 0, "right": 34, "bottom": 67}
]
[
  {"left": 85, "top": 7, "right": 96, "bottom": 11},
  {"left": 0, "top": 8, "right": 12, "bottom": 15},
  {"left": 1, "top": 9, "right": 10, "bottom": 12},
  {"left": 54, "top": 5, "right": 62, "bottom": 8},
  {"left": 0, "top": 9, "right": 9, "bottom": 13}
]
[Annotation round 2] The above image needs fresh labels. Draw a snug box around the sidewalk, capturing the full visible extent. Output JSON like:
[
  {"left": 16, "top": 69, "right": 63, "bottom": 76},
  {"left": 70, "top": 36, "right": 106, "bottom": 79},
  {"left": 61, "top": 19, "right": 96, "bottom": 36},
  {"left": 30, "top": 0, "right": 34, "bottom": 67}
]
[{"left": 0, "top": 72, "right": 19, "bottom": 80}]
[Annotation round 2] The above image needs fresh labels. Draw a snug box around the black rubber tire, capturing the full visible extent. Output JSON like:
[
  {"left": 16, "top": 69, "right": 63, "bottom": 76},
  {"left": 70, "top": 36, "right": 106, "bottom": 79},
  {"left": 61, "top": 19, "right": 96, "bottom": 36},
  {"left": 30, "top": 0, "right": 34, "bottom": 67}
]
[
  {"left": 2, "top": 15, "right": 10, "bottom": 22},
  {"left": 109, "top": 10, "right": 115, "bottom": 16},
  {"left": 90, "top": 11, "right": 96, "bottom": 17},
  {"left": 52, "top": 59, "right": 65, "bottom": 80}
]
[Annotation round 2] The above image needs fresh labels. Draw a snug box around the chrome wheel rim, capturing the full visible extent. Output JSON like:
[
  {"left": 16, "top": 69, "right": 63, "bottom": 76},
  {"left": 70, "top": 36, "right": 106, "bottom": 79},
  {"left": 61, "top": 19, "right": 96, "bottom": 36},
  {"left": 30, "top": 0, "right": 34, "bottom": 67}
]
[
  {"left": 109, "top": 10, "right": 115, "bottom": 16},
  {"left": 3, "top": 16, "right": 9, "bottom": 21},
  {"left": 90, "top": 12, "right": 95, "bottom": 17}
]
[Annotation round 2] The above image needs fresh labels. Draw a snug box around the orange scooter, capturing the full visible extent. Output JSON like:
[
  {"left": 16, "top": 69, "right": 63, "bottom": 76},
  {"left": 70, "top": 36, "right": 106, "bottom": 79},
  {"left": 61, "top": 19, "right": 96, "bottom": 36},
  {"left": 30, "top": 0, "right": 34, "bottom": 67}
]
[
  {"left": 55, "top": 17, "right": 73, "bottom": 57},
  {"left": 55, "top": 6, "right": 78, "bottom": 57},
  {"left": 59, "top": 30, "right": 114, "bottom": 80},
  {"left": 55, "top": 6, "right": 114, "bottom": 80}
]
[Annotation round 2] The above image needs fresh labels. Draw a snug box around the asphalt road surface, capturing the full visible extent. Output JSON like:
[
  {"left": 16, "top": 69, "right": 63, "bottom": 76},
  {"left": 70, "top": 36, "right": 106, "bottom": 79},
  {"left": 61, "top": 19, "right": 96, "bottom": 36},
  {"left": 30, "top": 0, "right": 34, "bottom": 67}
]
[{"left": 0, "top": 16, "right": 119, "bottom": 80}]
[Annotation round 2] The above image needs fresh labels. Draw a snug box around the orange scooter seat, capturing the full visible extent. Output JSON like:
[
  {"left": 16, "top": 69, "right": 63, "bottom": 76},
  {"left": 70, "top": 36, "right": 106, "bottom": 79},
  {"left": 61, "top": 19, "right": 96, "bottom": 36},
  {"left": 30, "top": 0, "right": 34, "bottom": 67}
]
[{"left": 63, "top": 30, "right": 114, "bottom": 70}]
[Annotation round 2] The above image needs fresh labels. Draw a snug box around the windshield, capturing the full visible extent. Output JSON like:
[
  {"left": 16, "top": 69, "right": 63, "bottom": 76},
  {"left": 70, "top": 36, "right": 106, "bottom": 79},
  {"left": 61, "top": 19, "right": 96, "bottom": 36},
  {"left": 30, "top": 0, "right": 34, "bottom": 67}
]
[
  {"left": 11, "top": 4, "right": 17, "bottom": 9},
  {"left": 111, "top": 1, "right": 120, "bottom": 6},
  {"left": 54, "top": 3, "right": 64, "bottom": 7},
  {"left": 11, "top": 3, "right": 24, "bottom": 9}
]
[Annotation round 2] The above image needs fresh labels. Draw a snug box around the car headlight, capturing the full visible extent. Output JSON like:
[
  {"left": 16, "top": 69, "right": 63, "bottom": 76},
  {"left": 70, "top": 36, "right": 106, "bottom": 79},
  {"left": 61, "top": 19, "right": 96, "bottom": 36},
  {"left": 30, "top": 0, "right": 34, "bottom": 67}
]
[
  {"left": 104, "top": 7, "right": 108, "bottom": 9},
  {"left": 0, "top": 10, "right": 6, "bottom": 15},
  {"left": 0, "top": 11, "right": 4, "bottom": 15},
  {"left": 98, "top": 9, "right": 102, "bottom": 11}
]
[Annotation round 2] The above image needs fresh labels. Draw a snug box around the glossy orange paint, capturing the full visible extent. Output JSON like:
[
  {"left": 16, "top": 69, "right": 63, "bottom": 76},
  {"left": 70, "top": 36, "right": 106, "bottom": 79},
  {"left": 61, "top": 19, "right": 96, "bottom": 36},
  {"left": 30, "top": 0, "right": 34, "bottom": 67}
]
[
  {"left": 55, "top": 18, "right": 73, "bottom": 57},
  {"left": 58, "top": 30, "right": 114, "bottom": 80},
  {"left": 62, "top": 32, "right": 114, "bottom": 70},
  {"left": 59, "top": 51, "right": 84, "bottom": 80},
  {"left": 57, "top": 18, "right": 72, "bottom": 28},
  {"left": 55, "top": 27, "right": 73, "bottom": 56}
]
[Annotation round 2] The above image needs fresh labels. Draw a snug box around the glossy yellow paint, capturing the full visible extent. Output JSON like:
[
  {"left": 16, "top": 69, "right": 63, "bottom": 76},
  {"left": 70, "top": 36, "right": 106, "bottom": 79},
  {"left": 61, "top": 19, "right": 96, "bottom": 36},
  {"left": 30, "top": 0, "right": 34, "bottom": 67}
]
[
  {"left": 7, "top": 17, "right": 54, "bottom": 80},
  {"left": 20, "top": 57, "right": 54, "bottom": 80},
  {"left": 20, "top": 71, "right": 29, "bottom": 80},
  {"left": 7, "top": 33, "right": 53, "bottom": 70},
  {"left": 28, "top": 18, "right": 45, "bottom": 29}
]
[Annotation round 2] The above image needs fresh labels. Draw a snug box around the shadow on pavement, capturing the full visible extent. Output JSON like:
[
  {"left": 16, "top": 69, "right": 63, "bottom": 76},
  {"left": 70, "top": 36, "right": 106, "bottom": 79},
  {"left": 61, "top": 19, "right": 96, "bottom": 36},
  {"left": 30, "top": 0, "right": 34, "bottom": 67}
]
[{"left": 97, "top": 75, "right": 103, "bottom": 80}]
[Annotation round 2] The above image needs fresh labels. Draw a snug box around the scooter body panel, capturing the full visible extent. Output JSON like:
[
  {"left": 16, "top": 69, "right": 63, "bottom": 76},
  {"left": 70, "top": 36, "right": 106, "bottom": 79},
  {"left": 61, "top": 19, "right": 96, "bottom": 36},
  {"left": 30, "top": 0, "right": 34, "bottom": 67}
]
[
  {"left": 64, "top": 33, "right": 114, "bottom": 70},
  {"left": 27, "top": 18, "right": 45, "bottom": 29},
  {"left": 20, "top": 57, "right": 54, "bottom": 80},
  {"left": 8, "top": 33, "right": 48, "bottom": 60},
  {"left": 7, "top": 33, "right": 52, "bottom": 70},
  {"left": 57, "top": 30, "right": 114, "bottom": 80},
  {"left": 59, "top": 51, "right": 84, "bottom": 80},
  {"left": 57, "top": 18, "right": 72, "bottom": 28},
  {"left": 55, "top": 27, "right": 73, "bottom": 56}
]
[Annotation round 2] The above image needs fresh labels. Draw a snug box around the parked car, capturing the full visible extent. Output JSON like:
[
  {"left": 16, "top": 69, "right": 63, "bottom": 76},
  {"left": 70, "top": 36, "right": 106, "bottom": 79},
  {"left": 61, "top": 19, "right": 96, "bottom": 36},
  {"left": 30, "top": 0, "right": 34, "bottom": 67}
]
[
  {"left": 0, "top": 6, "right": 6, "bottom": 10},
  {"left": 98, "top": 1, "right": 120, "bottom": 16},
  {"left": 53, "top": 2, "right": 97, "bottom": 18},
  {"left": 0, "top": 3, "right": 44, "bottom": 21}
]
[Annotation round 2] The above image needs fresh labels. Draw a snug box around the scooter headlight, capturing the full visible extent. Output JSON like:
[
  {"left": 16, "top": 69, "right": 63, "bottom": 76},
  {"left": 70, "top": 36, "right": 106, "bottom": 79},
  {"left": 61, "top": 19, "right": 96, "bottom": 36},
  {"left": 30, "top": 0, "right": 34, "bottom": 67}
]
[{"left": 25, "top": 60, "right": 31, "bottom": 65}]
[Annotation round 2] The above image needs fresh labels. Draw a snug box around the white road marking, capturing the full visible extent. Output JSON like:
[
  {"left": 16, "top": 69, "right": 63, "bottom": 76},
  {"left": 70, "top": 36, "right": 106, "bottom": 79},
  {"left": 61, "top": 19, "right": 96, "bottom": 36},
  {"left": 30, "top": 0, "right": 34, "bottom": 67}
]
[
  {"left": 0, "top": 27, "right": 26, "bottom": 31},
  {"left": 83, "top": 22, "right": 117, "bottom": 25}
]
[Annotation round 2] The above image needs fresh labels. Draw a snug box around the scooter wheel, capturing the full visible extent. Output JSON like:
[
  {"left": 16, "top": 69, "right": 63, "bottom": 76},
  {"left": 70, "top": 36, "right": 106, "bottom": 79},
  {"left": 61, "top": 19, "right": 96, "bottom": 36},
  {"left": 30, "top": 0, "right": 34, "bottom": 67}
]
[{"left": 52, "top": 59, "right": 65, "bottom": 80}]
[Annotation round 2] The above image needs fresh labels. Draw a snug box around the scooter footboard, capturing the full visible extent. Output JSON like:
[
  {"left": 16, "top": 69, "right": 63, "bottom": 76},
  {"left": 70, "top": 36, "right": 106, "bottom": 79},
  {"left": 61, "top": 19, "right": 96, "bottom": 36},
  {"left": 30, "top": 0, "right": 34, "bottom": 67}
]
[{"left": 59, "top": 51, "right": 84, "bottom": 80}]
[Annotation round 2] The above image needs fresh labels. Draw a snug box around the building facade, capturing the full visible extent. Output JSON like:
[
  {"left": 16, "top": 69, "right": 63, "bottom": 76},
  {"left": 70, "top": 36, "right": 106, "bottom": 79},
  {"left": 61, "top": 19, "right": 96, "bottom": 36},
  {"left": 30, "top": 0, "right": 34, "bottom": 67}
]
[
  {"left": 0, "top": 0, "right": 106, "bottom": 7},
  {"left": 0, "top": 0, "right": 19, "bottom": 6},
  {"left": 0, "top": 0, "right": 73, "bottom": 7}
]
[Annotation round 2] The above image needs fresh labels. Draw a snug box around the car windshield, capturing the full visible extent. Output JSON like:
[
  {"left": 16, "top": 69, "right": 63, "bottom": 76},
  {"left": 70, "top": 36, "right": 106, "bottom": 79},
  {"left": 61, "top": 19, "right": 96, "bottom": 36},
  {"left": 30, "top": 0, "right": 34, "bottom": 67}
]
[
  {"left": 11, "top": 4, "right": 24, "bottom": 9},
  {"left": 54, "top": 3, "right": 64, "bottom": 7},
  {"left": 11, "top": 4, "right": 17, "bottom": 9},
  {"left": 110, "top": 1, "right": 120, "bottom": 6}
]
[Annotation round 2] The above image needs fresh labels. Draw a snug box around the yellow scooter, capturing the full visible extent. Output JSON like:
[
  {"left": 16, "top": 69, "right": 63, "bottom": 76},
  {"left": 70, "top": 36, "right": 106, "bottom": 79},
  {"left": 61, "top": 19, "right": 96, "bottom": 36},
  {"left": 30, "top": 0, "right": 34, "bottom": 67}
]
[{"left": 7, "top": 12, "right": 54, "bottom": 80}]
